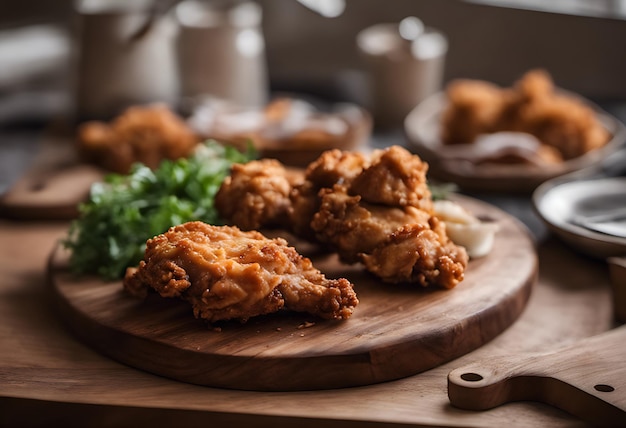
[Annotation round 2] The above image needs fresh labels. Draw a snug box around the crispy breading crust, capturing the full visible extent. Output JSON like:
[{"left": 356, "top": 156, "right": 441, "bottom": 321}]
[
  {"left": 123, "top": 222, "right": 358, "bottom": 323},
  {"left": 215, "top": 159, "right": 299, "bottom": 230}
]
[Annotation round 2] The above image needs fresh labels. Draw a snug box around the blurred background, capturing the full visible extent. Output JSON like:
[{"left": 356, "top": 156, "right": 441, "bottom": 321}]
[
  {"left": 1, "top": 0, "right": 625, "bottom": 186},
  {"left": 1, "top": 0, "right": 626, "bottom": 110}
]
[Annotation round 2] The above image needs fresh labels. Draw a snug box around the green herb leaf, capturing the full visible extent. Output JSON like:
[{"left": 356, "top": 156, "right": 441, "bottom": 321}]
[{"left": 63, "top": 140, "right": 256, "bottom": 281}]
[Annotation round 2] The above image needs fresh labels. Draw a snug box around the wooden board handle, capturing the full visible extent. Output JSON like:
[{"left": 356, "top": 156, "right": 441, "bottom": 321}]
[
  {"left": 448, "top": 325, "right": 626, "bottom": 426},
  {"left": 0, "top": 163, "right": 103, "bottom": 219}
]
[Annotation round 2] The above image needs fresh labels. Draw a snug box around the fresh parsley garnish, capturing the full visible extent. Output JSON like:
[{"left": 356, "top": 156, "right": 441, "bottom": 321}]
[{"left": 63, "top": 140, "right": 255, "bottom": 280}]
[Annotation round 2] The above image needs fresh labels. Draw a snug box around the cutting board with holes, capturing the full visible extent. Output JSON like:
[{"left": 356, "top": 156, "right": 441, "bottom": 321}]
[
  {"left": 47, "top": 196, "right": 537, "bottom": 391},
  {"left": 448, "top": 325, "right": 626, "bottom": 426},
  {"left": 0, "top": 136, "right": 104, "bottom": 219}
]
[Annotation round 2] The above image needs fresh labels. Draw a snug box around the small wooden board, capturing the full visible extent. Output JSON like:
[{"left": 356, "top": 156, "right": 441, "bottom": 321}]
[
  {"left": 0, "top": 136, "right": 104, "bottom": 220},
  {"left": 48, "top": 196, "right": 536, "bottom": 391},
  {"left": 448, "top": 325, "right": 626, "bottom": 426}
]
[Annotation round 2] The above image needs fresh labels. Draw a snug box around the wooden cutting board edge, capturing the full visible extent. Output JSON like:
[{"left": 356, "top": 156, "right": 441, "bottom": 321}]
[{"left": 47, "top": 261, "right": 534, "bottom": 392}]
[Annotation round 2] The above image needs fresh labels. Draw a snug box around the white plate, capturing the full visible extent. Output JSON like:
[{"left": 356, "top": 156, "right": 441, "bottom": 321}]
[
  {"left": 533, "top": 177, "right": 626, "bottom": 258},
  {"left": 405, "top": 91, "right": 626, "bottom": 193}
]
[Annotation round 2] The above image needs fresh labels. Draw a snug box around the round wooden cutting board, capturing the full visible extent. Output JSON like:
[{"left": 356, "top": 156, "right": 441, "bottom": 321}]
[{"left": 48, "top": 196, "right": 537, "bottom": 391}]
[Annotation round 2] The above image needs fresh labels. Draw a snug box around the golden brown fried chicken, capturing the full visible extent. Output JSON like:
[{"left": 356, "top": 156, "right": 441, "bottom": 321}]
[
  {"left": 77, "top": 104, "right": 198, "bottom": 173},
  {"left": 361, "top": 219, "right": 468, "bottom": 287},
  {"left": 215, "top": 159, "right": 304, "bottom": 230},
  {"left": 440, "top": 79, "right": 507, "bottom": 145},
  {"left": 506, "top": 70, "right": 608, "bottom": 159},
  {"left": 513, "top": 68, "right": 554, "bottom": 104},
  {"left": 289, "top": 149, "right": 369, "bottom": 239},
  {"left": 311, "top": 185, "right": 431, "bottom": 264},
  {"left": 350, "top": 145, "right": 432, "bottom": 211},
  {"left": 311, "top": 185, "right": 467, "bottom": 287},
  {"left": 304, "top": 148, "right": 369, "bottom": 188},
  {"left": 513, "top": 94, "right": 609, "bottom": 160},
  {"left": 289, "top": 181, "right": 322, "bottom": 240},
  {"left": 213, "top": 145, "right": 468, "bottom": 289},
  {"left": 123, "top": 221, "right": 358, "bottom": 323},
  {"left": 440, "top": 69, "right": 609, "bottom": 161},
  {"left": 309, "top": 146, "right": 468, "bottom": 288}
]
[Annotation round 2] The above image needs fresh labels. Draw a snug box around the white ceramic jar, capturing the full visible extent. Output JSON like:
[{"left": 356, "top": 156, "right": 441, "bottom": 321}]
[
  {"left": 73, "top": 0, "right": 180, "bottom": 120},
  {"left": 175, "top": 0, "right": 269, "bottom": 108}
]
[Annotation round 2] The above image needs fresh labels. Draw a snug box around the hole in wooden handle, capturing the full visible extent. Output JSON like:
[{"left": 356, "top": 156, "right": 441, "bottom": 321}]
[
  {"left": 594, "top": 384, "right": 614, "bottom": 392},
  {"left": 460, "top": 372, "right": 483, "bottom": 382}
]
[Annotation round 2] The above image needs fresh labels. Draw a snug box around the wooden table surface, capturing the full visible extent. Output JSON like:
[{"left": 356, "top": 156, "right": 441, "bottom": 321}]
[{"left": 0, "top": 214, "right": 617, "bottom": 427}]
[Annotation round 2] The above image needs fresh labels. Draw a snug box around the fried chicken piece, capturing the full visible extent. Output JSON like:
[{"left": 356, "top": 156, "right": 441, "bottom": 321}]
[
  {"left": 304, "top": 148, "right": 370, "bottom": 188},
  {"left": 215, "top": 159, "right": 304, "bottom": 230},
  {"left": 513, "top": 95, "right": 609, "bottom": 159},
  {"left": 123, "top": 221, "right": 358, "bottom": 323},
  {"left": 361, "top": 219, "right": 468, "bottom": 287},
  {"left": 440, "top": 69, "right": 609, "bottom": 160},
  {"left": 77, "top": 104, "right": 198, "bottom": 173},
  {"left": 349, "top": 145, "right": 432, "bottom": 211},
  {"left": 289, "top": 149, "right": 370, "bottom": 239},
  {"left": 440, "top": 79, "right": 508, "bottom": 144},
  {"left": 308, "top": 146, "right": 468, "bottom": 288},
  {"left": 210, "top": 146, "right": 468, "bottom": 289},
  {"left": 513, "top": 68, "right": 554, "bottom": 104},
  {"left": 311, "top": 186, "right": 467, "bottom": 287},
  {"left": 289, "top": 180, "right": 322, "bottom": 240},
  {"left": 311, "top": 185, "right": 431, "bottom": 264},
  {"left": 507, "top": 70, "right": 608, "bottom": 159}
]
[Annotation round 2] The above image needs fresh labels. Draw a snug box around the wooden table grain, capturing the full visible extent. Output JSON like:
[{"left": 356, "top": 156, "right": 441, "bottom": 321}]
[{"left": 0, "top": 218, "right": 617, "bottom": 427}]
